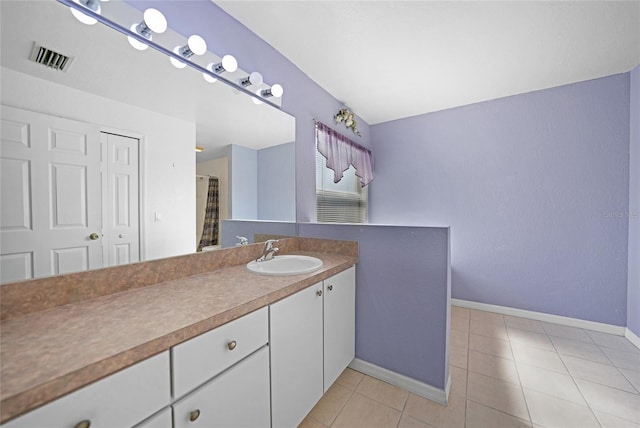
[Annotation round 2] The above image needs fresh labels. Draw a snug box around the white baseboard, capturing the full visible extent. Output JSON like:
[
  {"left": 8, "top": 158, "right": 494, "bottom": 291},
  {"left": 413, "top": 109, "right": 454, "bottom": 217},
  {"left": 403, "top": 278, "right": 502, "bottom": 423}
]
[
  {"left": 349, "top": 358, "right": 449, "bottom": 406},
  {"left": 626, "top": 328, "right": 640, "bottom": 349},
  {"left": 451, "top": 298, "right": 626, "bottom": 336}
]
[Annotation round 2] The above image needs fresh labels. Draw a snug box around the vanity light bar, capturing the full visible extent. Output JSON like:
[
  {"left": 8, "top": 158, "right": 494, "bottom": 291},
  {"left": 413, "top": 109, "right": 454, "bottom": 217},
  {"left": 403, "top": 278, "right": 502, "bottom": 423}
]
[{"left": 57, "top": 0, "right": 284, "bottom": 108}]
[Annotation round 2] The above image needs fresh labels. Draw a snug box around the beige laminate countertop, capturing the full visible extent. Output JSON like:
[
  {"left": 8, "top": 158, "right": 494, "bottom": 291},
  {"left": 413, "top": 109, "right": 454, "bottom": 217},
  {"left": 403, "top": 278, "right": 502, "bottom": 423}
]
[{"left": 0, "top": 251, "right": 356, "bottom": 423}]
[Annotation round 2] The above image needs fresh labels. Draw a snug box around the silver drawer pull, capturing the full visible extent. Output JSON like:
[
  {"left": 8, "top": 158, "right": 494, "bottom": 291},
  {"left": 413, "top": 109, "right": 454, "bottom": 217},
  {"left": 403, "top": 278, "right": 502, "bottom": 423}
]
[
  {"left": 189, "top": 409, "right": 201, "bottom": 422},
  {"left": 74, "top": 421, "right": 91, "bottom": 428},
  {"left": 227, "top": 340, "right": 237, "bottom": 351}
]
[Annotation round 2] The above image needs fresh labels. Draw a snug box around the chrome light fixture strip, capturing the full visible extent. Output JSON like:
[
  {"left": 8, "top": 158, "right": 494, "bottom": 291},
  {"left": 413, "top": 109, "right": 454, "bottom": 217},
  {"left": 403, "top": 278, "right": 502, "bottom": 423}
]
[{"left": 57, "top": 0, "right": 283, "bottom": 110}]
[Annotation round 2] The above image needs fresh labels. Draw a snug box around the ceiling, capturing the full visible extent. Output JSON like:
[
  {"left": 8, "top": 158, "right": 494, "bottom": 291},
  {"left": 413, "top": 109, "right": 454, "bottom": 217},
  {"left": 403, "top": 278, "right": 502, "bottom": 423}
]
[
  {"left": 0, "top": 0, "right": 295, "bottom": 161},
  {"left": 215, "top": 1, "right": 640, "bottom": 125}
]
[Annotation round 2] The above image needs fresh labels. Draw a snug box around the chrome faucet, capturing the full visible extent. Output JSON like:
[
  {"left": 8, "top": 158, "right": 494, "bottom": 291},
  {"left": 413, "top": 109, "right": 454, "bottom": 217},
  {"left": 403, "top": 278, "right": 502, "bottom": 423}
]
[{"left": 257, "top": 239, "right": 279, "bottom": 262}]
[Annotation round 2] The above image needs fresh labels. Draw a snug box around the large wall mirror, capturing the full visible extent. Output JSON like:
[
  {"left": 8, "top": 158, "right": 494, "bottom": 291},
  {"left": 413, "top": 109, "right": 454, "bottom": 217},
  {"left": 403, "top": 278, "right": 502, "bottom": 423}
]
[{"left": 0, "top": 0, "right": 296, "bottom": 284}]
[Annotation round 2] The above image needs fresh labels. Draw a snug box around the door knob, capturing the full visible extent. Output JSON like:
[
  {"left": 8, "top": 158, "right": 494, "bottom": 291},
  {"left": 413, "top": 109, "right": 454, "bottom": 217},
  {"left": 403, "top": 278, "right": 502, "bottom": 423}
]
[{"left": 89, "top": 233, "right": 100, "bottom": 240}]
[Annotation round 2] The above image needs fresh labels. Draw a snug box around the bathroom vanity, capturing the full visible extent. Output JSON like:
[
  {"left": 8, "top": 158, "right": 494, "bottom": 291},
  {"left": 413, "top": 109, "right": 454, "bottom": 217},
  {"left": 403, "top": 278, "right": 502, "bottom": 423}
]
[{"left": 0, "top": 238, "right": 357, "bottom": 427}]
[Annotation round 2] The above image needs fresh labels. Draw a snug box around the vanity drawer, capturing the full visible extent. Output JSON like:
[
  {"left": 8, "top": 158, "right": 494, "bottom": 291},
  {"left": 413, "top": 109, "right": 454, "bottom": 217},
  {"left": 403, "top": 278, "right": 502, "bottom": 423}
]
[
  {"left": 172, "top": 307, "right": 268, "bottom": 398},
  {"left": 1, "top": 351, "right": 170, "bottom": 428}
]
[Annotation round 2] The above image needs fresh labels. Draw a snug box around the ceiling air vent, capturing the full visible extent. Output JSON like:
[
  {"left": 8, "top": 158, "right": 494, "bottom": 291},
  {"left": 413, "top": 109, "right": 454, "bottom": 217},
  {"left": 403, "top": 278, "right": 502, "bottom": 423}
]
[{"left": 29, "top": 43, "right": 75, "bottom": 72}]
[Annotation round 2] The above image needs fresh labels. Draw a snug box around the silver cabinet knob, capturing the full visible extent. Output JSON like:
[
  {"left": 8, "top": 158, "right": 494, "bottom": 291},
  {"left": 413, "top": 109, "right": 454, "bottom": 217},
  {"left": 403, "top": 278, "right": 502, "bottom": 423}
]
[
  {"left": 118, "top": 234, "right": 124, "bottom": 238},
  {"left": 189, "top": 409, "right": 201, "bottom": 422},
  {"left": 228, "top": 340, "right": 237, "bottom": 351},
  {"left": 316, "top": 290, "right": 323, "bottom": 297},
  {"left": 89, "top": 233, "right": 100, "bottom": 240},
  {"left": 327, "top": 285, "right": 333, "bottom": 291},
  {"left": 74, "top": 421, "right": 91, "bottom": 428}
]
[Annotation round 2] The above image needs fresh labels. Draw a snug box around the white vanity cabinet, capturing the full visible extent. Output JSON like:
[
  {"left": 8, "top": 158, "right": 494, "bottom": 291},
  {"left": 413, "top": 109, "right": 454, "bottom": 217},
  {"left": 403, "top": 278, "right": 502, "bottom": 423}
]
[
  {"left": 323, "top": 267, "right": 357, "bottom": 391},
  {"left": 1, "top": 352, "right": 171, "bottom": 428},
  {"left": 270, "top": 267, "right": 356, "bottom": 428},
  {"left": 172, "top": 346, "right": 270, "bottom": 428},
  {"left": 171, "top": 307, "right": 270, "bottom": 428}
]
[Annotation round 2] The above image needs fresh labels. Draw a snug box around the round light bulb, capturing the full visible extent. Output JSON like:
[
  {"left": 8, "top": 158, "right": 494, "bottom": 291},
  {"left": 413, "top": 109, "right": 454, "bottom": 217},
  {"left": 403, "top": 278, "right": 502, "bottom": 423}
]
[
  {"left": 253, "top": 89, "right": 264, "bottom": 104},
  {"left": 127, "top": 24, "right": 149, "bottom": 51},
  {"left": 187, "top": 35, "right": 207, "bottom": 56},
  {"left": 170, "top": 46, "right": 187, "bottom": 69},
  {"left": 70, "top": 0, "right": 100, "bottom": 25},
  {"left": 203, "top": 64, "right": 218, "bottom": 83},
  {"left": 144, "top": 8, "right": 167, "bottom": 33},
  {"left": 270, "top": 84, "right": 284, "bottom": 98},
  {"left": 249, "top": 71, "right": 263, "bottom": 86},
  {"left": 221, "top": 55, "right": 238, "bottom": 73}
]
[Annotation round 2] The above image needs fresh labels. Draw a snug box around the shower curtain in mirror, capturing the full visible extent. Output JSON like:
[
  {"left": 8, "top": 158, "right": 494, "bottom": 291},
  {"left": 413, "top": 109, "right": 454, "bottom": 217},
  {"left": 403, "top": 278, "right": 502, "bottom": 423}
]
[{"left": 197, "top": 177, "right": 219, "bottom": 251}]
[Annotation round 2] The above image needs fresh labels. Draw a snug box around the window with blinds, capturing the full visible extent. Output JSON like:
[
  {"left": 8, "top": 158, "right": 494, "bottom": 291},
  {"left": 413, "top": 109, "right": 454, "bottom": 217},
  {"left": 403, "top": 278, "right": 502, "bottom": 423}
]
[{"left": 316, "top": 146, "right": 368, "bottom": 223}]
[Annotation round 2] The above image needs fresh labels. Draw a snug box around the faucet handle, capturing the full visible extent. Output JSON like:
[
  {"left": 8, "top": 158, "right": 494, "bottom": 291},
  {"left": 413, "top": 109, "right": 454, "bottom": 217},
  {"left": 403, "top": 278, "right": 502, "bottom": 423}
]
[
  {"left": 264, "top": 239, "right": 279, "bottom": 250},
  {"left": 236, "top": 236, "right": 248, "bottom": 246}
]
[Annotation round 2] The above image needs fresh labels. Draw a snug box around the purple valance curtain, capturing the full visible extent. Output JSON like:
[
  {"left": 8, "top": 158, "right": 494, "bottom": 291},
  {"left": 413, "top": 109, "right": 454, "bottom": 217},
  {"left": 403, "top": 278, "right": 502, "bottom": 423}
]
[{"left": 316, "top": 121, "right": 373, "bottom": 187}]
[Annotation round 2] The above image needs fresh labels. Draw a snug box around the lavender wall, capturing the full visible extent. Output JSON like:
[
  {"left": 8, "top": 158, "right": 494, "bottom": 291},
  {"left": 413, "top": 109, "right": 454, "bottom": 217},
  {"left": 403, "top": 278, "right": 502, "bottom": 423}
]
[
  {"left": 127, "top": 0, "right": 372, "bottom": 223},
  {"left": 299, "top": 223, "right": 451, "bottom": 390},
  {"left": 370, "top": 75, "right": 631, "bottom": 326},
  {"left": 628, "top": 66, "right": 640, "bottom": 336},
  {"left": 257, "top": 142, "right": 296, "bottom": 221}
]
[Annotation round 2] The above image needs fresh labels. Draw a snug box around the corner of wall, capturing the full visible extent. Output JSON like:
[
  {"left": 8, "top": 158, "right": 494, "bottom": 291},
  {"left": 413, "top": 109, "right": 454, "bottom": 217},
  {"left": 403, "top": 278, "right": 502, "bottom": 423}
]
[{"left": 628, "top": 65, "right": 640, "bottom": 336}]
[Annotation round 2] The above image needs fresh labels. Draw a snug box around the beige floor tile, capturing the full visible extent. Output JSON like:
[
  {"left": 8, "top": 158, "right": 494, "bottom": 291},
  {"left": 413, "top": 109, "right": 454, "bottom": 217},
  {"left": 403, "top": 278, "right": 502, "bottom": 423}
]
[
  {"left": 587, "top": 331, "right": 640, "bottom": 353},
  {"left": 450, "top": 328, "right": 469, "bottom": 348},
  {"left": 470, "top": 320, "right": 509, "bottom": 340},
  {"left": 470, "top": 309, "right": 505, "bottom": 325},
  {"left": 467, "top": 372, "right": 529, "bottom": 421},
  {"left": 576, "top": 379, "right": 640, "bottom": 424},
  {"left": 308, "top": 382, "right": 353, "bottom": 426},
  {"left": 299, "top": 415, "right": 328, "bottom": 428},
  {"left": 469, "top": 333, "right": 513, "bottom": 360},
  {"left": 594, "top": 410, "right": 640, "bottom": 428},
  {"left": 562, "top": 355, "right": 636, "bottom": 392},
  {"left": 449, "top": 365, "right": 467, "bottom": 398},
  {"left": 335, "top": 368, "right": 365, "bottom": 391},
  {"left": 465, "top": 400, "right": 532, "bottom": 428},
  {"left": 450, "top": 345, "right": 468, "bottom": 369},
  {"left": 504, "top": 315, "right": 546, "bottom": 334},
  {"left": 356, "top": 375, "right": 409, "bottom": 411},
  {"left": 451, "top": 315, "right": 469, "bottom": 332},
  {"left": 451, "top": 306, "right": 470, "bottom": 320},
  {"left": 516, "top": 362, "right": 586, "bottom": 405},
  {"left": 397, "top": 414, "right": 434, "bottom": 428},
  {"left": 620, "top": 368, "right": 640, "bottom": 393},
  {"left": 403, "top": 392, "right": 465, "bottom": 428},
  {"left": 542, "top": 322, "right": 595, "bottom": 343},
  {"left": 600, "top": 347, "right": 640, "bottom": 372},
  {"left": 332, "top": 393, "right": 401, "bottom": 428},
  {"left": 523, "top": 388, "right": 599, "bottom": 428},
  {"left": 511, "top": 344, "right": 569, "bottom": 374},
  {"left": 468, "top": 349, "right": 520, "bottom": 384},
  {"left": 507, "top": 327, "right": 555, "bottom": 352},
  {"left": 550, "top": 335, "right": 612, "bottom": 364}
]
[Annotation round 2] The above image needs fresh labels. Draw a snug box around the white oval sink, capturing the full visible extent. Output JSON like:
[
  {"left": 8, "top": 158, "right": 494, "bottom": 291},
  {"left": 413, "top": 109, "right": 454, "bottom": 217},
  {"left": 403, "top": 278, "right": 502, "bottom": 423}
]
[{"left": 246, "top": 255, "right": 323, "bottom": 276}]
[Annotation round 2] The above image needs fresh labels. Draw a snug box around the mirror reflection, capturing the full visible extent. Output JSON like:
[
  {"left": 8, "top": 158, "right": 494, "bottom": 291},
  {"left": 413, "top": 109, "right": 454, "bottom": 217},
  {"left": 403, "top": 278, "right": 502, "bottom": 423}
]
[{"left": 0, "top": 0, "right": 296, "bottom": 284}]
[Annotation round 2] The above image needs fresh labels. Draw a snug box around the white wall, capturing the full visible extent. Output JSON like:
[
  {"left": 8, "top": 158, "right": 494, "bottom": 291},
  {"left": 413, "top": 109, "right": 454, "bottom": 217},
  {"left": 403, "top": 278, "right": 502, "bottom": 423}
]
[{"left": 1, "top": 67, "right": 197, "bottom": 261}]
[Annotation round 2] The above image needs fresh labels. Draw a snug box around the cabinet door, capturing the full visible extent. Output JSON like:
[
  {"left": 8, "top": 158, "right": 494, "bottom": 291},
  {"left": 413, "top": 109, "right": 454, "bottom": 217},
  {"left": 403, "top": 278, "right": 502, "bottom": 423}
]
[
  {"left": 270, "top": 284, "right": 324, "bottom": 428},
  {"left": 173, "top": 346, "right": 270, "bottom": 428},
  {"left": 324, "top": 267, "right": 356, "bottom": 391}
]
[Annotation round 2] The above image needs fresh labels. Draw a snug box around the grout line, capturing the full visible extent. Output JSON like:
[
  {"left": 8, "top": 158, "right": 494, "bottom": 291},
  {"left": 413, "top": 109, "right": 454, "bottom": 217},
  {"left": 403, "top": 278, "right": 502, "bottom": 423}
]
[{"left": 505, "top": 320, "right": 534, "bottom": 426}]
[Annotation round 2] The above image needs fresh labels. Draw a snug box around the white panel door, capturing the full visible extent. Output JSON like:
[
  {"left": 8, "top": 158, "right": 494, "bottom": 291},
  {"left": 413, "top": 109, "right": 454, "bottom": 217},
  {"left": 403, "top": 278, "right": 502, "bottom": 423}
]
[
  {"left": 101, "top": 132, "right": 140, "bottom": 266},
  {"left": 1, "top": 105, "right": 103, "bottom": 283}
]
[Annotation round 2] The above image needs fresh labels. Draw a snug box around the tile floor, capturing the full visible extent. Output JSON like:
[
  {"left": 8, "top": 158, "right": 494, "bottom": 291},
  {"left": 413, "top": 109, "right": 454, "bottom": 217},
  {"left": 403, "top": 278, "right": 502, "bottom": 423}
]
[{"left": 300, "top": 307, "right": 640, "bottom": 428}]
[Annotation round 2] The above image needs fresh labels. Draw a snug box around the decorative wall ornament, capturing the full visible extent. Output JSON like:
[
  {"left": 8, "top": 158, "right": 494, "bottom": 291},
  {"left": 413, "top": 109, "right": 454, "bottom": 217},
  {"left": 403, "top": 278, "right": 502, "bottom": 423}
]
[{"left": 334, "top": 108, "right": 362, "bottom": 137}]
